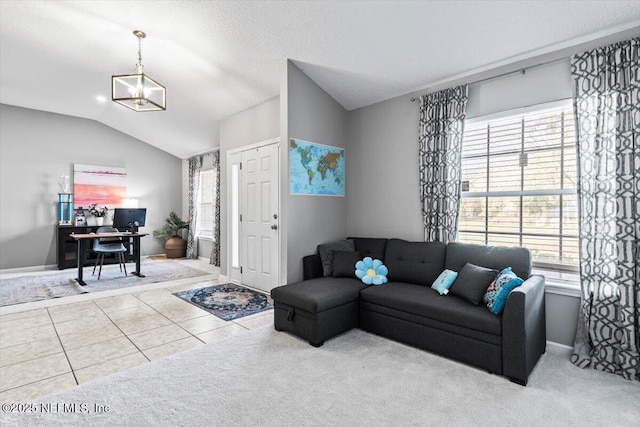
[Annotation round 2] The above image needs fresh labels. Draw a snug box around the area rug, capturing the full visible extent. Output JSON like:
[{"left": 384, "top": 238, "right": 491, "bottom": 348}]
[
  {"left": 173, "top": 283, "right": 273, "bottom": 321},
  {"left": 0, "top": 261, "right": 211, "bottom": 307},
  {"left": 3, "top": 327, "right": 639, "bottom": 426}
]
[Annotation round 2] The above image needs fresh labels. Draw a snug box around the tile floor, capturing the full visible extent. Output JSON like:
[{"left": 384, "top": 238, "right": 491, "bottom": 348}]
[{"left": 0, "top": 261, "right": 274, "bottom": 403}]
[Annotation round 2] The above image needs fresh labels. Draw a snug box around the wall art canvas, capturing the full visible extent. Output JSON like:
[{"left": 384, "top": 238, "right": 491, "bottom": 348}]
[
  {"left": 290, "top": 139, "right": 345, "bottom": 196},
  {"left": 73, "top": 164, "right": 126, "bottom": 209}
]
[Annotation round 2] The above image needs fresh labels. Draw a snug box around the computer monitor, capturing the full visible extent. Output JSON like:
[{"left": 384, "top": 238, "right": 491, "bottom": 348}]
[{"left": 113, "top": 208, "right": 147, "bottom": 232}]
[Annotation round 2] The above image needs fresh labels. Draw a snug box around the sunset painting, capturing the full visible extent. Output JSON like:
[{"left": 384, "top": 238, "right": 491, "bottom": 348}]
[{"left": 73, "top": 164, "right": 126, "bottom": 209}]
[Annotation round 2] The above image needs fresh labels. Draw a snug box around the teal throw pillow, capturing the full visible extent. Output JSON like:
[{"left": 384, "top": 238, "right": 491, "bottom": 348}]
[
  {"left": 431, "top": 269, "right": 458, "bottom": 295},
  {"left": 483, "top": 267, "right": 524, "bottom": 314}
]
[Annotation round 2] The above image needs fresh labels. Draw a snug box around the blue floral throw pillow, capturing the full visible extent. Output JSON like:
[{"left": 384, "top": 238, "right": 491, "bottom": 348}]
[
  {"left": 355, "top": 257, "right": 388, "bottom": 285},
  {"left": 431, "top": 269, "right": 458, "bottom": 295},
  {"left": 483, "top": 267, "right": 524, "bottom": 314}
]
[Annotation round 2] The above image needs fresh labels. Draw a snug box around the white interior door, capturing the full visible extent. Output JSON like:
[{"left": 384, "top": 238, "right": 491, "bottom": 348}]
[{"left": 240, "top": 143, "right": 279, "bottom": 292}]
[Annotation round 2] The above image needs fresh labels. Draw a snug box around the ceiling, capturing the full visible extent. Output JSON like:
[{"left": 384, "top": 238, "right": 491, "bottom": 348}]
[{"left": 1, "top": 1, "right": 639, "bottom": 159}]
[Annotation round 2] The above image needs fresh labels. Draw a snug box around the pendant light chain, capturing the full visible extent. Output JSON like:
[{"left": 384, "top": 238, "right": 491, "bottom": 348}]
[{"left": 136, "top": 33, "right": 144, "bottom": 71}]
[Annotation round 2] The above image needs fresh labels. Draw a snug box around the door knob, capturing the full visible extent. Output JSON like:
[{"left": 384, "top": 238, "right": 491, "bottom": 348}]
[{"left": 271, "top": 224, "right": 278, "bottom": 230}]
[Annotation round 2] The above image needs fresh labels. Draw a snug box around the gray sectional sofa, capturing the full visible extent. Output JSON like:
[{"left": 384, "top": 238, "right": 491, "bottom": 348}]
[{"left": 271, "top": 238, "right": 546, "bottom": 385}]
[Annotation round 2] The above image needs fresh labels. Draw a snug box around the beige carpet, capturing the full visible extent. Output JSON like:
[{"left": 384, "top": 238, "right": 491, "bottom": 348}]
[
  {"left": 0, "top": 261, "right": 210, "bottom": 306},
  {"left": 2, "top": 326, "right": 638, "bottom": 426}
]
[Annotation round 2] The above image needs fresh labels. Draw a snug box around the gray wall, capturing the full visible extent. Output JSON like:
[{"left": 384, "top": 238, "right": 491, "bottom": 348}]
[
  {"left": 345, "top": 61, "right": 578, "bottom": 346},
  {"left": 0, "top": 104, "right": 182, "bottom": 269},
  {"left": 283, "top": 61, "right": 349, "bottom": 283},
  {"left": 347, "top": 95, "right": 423, "bottom": 240},
  {"left": 546, "top": 292, "right": 580, "bottom": 346},
  {"left": 218, "top": 96, "right": 280, "bottom": 277}
]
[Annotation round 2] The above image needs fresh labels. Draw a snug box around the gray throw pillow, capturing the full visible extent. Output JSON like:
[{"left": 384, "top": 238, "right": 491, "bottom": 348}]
[
  {"left": 317, "top": 240, "right": 355, "bottom": 276},
  {"left": 332, "top": 251, "right": 361, "bottom": 278},
  {"left": 449, "top": 262, "right": 498, "bottom": 305}
]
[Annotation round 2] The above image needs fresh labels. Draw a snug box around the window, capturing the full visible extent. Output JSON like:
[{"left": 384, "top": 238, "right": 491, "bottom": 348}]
[
  {"left": 196, "top": 169, "right": 216, "bottom": 240},
  {"left": 230, "top": 162, "right": 240, "bottom": 269},
  {"left": 459, "top": 100, "right": 579, "bottom": 283}
]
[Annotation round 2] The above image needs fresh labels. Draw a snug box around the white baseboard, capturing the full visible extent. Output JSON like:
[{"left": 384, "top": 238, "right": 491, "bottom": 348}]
[
  {"left": 0, "top": 264, "right": 58, "bottom": 275},
  {"left": 546, "top": 340, "right": 573, "bottom": 356}
]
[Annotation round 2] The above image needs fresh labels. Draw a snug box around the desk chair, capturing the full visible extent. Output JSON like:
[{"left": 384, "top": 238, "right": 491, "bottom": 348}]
[{"left": 92, "top": 226, "right": 128, "bottom": 280}]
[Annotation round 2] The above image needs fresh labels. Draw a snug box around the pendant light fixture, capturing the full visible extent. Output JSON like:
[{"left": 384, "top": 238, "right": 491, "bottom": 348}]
[{"left": 112, "top": 30, "right": 166, "bottom": 112}]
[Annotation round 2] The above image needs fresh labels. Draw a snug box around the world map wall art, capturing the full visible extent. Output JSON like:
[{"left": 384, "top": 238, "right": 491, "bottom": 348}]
[{"left": 289, "top": 139, "right": 345, "bottom": 196}]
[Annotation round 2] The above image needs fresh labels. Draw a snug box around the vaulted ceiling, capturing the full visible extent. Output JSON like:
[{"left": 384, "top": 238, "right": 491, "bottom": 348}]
[{"left": 1, "top": 1, "right": 638, "bottom": 158}]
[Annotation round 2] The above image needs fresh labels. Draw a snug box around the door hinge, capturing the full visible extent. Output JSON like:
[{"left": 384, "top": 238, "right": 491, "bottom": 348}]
[
  {"left": 240, "top": 266, "right": 243, "bottom": 274},
  {"left": 240, "top": 214, "right": 242, "bottom": 222},
  {"left": 239, "top": 162, "right": 242, "bottom": 170}
]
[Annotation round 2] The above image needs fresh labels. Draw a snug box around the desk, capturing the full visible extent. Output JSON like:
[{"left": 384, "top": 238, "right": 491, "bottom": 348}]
[{"left": 71, "top": 232, "right": 148, "bottom": 286}]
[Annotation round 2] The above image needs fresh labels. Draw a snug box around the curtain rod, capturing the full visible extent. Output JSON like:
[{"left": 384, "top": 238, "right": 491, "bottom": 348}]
[{"left": 410, "top": 57, "right": 569, "bottom": 102}]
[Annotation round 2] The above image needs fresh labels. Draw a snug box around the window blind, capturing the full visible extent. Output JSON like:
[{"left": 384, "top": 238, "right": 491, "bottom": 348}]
[{"left": 459, "top": 101, "right": 579, "bottom": 274}]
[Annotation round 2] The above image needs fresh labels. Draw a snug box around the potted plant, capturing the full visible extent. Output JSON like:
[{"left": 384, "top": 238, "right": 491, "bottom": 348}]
[
  {"left": 88, "top": 204, "right": 108, "bottom": 226},
  {"left": 153, "top": 211, "right": 189, "bottom": 258}
]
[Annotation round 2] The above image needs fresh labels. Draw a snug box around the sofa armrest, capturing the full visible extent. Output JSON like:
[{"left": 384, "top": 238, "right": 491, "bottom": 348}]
[
  {"left": 501, "top": 274, "right": 546, "bottom": 385},
  {"left": 303, "top": 254, "right": 323, "bottom": 280}
]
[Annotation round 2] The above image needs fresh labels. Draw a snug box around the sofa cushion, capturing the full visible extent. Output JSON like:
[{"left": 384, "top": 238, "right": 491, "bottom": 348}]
[
  {"left": 349, "top": 237, "right": 388, "bottom": 260},
  {"left": 359, "top": 281, "right": 501, "bottom": 336},
  {"left": 384, "top": 239, "right": 446, "bottom": 286},
  {"left": 445, "top": 242, "right": 531, "bottom": 279},
  {"left": 271, "top": 277, "right": 364, "bottom": 313},
  {"left": 317, "top": 240, "right": 355, "bottom": 276},
  {"left": 332, "top": 251, "right": 361, "bottom": 278},
  {"left": 449, "top": 263, "right": 498, "bottom": 305}
]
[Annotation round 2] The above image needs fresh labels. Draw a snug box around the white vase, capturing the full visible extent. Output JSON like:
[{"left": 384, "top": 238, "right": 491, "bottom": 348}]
[{"left": 95, "top": 217, "right": 104, "bottom": 226}]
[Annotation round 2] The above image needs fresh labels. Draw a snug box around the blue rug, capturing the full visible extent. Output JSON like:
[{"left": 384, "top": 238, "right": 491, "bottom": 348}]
[{"left": 173, "top": 283, "right": 273, "bottom": 321}]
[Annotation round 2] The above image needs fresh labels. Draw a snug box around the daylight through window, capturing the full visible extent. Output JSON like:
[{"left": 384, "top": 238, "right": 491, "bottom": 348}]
[
  {"left": 197, "top": 169, "right": 216, "bottom": 239},
  {"left": 459, "top": 101, "right": 579, "bottom": 280}
]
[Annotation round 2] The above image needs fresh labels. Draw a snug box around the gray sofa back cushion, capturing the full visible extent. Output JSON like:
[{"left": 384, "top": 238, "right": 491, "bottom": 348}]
[
  {"left": 349, "top": 238, "right": 388, "bottom": 260},
  {"left": 384, "top": 239, "right": 447, "bottom": 286},
  {"left": 445, "top": 242, "right": 532, "bottom": 279}
]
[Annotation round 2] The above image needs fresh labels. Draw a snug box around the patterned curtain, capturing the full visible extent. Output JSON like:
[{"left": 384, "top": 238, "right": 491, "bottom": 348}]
[
  {"left": 571, "top": 38, "right": 639, "bottom": 381},
  {"left": 418, "top": 85, "right": 468, "bottom": 243},
  {"left": 210, "top": 150, "right": 221, "bottom": 266},
  {"left": 186, "top": 155, "right": 203, "bottom": 259}
]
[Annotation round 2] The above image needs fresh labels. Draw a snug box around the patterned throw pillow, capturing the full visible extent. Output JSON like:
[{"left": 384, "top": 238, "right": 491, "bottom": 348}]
[
  {"left": 431, "top": 269, "right": 458, "bottom": 295},
  {"left": 483, "top": 267, "right": 524, "bottom": 314}
]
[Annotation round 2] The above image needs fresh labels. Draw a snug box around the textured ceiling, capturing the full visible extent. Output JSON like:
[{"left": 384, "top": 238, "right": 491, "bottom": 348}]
[{"left": 1, "top": 1, "right": 639, "bottom": 158}]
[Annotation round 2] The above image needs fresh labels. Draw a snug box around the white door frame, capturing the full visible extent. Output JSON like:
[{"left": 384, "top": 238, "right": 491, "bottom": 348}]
[{"left": 226, "top": 137, "right": 281, "bottom": 288}]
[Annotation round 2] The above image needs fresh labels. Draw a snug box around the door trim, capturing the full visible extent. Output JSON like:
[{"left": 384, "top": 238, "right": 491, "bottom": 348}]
[{"left": 226, "top": 137, "right": 281, "bottom": 288}]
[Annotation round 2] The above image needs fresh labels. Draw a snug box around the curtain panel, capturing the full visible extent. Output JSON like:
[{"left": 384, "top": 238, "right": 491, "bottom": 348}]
[
  {"left": 418, "top": 85, "right": 468, "bottom": 243},
  {"left": 186, "top": 155, "right": 203, "bottom": 259},
  {"left": 210, "top": 150, "right": 221, "bottom": 266},
  {"left": 571, "top": 37, "right": 639, "bottom": 381}
]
